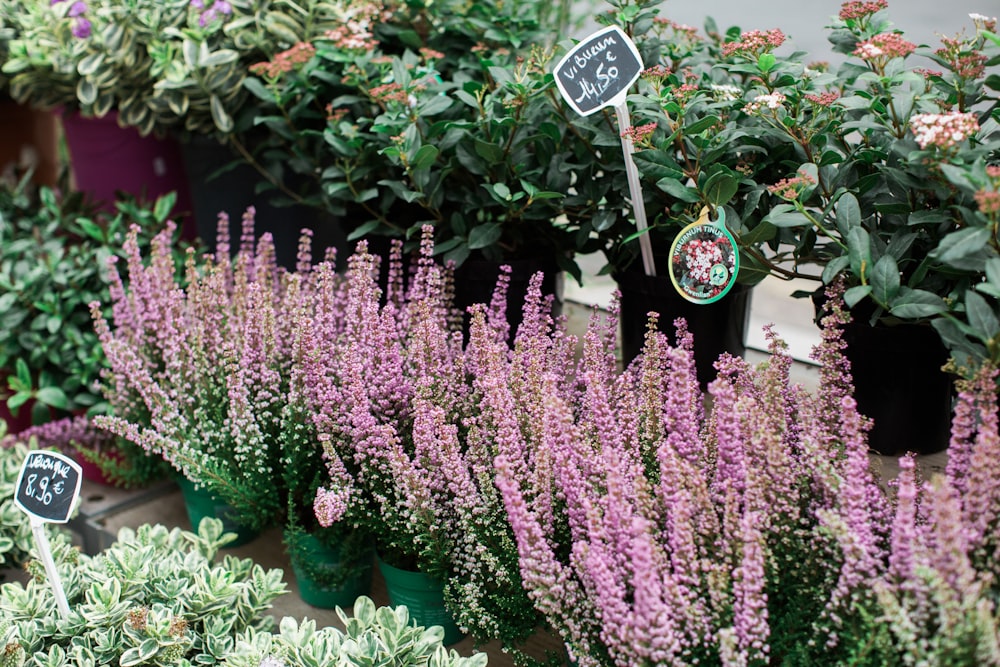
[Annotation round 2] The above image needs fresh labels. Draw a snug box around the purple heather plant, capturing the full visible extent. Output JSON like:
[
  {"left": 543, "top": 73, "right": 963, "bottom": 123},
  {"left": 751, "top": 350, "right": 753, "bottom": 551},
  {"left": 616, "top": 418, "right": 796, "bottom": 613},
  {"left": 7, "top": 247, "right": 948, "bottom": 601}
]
[
  {"left": 489, "top": 273, "right": 1000, "bottom": 664},
  {"left": 304, "top": 226, "right": 572, "bottom": 662},
  {"left": 90, "top": 209, "right": 347, "bottom": 533}
]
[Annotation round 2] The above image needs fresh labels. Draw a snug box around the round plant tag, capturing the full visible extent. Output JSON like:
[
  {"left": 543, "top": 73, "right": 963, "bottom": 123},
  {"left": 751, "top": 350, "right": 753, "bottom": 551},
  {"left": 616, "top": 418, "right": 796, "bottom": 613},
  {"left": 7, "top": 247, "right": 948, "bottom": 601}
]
[{"left": 668, "top": 207, "right": 739, "bottom": 304}]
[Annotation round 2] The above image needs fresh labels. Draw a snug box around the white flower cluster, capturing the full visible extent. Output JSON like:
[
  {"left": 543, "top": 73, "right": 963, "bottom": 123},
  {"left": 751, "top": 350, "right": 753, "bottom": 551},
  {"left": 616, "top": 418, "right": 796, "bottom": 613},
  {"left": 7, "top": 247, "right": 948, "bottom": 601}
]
[
  {"left": 743, "top": 91, "right": 786, "bottom": 114},
  {"left": 910, "top": 111, "right": 980, "bottom": 149},
  {"left": 711, "top": 84, "right": 743, "bottom": 101}
]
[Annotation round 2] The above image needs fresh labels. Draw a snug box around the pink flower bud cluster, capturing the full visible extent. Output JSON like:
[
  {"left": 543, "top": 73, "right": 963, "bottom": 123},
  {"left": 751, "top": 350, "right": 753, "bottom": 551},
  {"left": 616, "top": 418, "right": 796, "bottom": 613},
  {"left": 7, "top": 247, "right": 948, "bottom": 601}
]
[
  {"left": 249, "top": 43, "right": 317, "bottom": 79},
  {"left": 853, "top": 32, "right": 917, "bottom": 62},
  {"left": 838, "top": 0, "right": 887, "bottom": 21},
  {"left": 722, "top": 29, "right": 786, "bottom": 59}
]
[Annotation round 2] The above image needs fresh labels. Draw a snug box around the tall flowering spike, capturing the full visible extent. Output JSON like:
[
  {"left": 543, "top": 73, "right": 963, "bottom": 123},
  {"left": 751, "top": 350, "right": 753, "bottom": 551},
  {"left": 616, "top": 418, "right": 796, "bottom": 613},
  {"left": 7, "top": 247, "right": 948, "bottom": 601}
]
[
  {"left": 295, "top": 229, "right": 314, "bottom": 274},
  {"left": 709, "top": 374, "right": 746, "bottom": 503},
  {"left": 487, "top": 264, "right": 513, "bottom": 344},
  {"left": 956, "top": 364, "right": 1000, "bottom": 554},
  {"left": 886, "top": 456, "right": 929, "bottom": 603},
  {"left": 386, "top": 239, "right": 405, "bottom": 308},
  {"left": 215, "top": 211, "right": 231, "bottom": 260},
  {"left": 925, "top": 477, "right": 979, "bottom": 602},
  {"left": 494, "top": 452, "right": 600, "bottom": 661},
  {"left": 729, "top": 501, "right": 771, "bottom": 666},
  {"left": 809, "top": 279, "right": 860, "bottom": 448},
  {"left": 626, "top": 516, "right": 685, "bottom": 664},
  {"left": 823, "top": 395, "right": 883, "bottom": 618}
]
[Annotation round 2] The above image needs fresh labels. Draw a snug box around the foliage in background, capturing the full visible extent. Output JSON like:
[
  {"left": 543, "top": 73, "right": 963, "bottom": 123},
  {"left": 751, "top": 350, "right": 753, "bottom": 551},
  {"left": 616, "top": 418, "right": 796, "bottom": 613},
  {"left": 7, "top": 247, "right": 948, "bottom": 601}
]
[
  {"left": 0, "top": 172, "right": 189, "bottom": 424},
  {"left": 0, "top": 518, "right": 287, "bottom": 666},
  {"left": 0, "top": 0, "right": 354, "bottom": 137},
  {"left": 224, "top": 597, "right": 489, "bottom": 667},
  {"left": 228, "top": 0, "right": 613, "bottom": 279},
  {"left": 580, "top": 1, "right": 784, "bottom": 283},
  {"left": 579, "top": 0, "right": 1000, "bottom": 368}
]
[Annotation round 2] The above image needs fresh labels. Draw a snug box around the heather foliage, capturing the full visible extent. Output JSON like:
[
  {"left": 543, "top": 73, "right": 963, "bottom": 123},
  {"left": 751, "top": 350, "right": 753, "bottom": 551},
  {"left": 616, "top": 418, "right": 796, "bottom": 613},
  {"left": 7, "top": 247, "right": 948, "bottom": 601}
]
[
  {"left": 90, "top": 209, "right": 346, "bottom": 533},
  {"left": 495, "top": 282, "right": 1000, "bottom": 666},
  {"left": 304, "top": 227, "right": 558, "bottom": 659}
]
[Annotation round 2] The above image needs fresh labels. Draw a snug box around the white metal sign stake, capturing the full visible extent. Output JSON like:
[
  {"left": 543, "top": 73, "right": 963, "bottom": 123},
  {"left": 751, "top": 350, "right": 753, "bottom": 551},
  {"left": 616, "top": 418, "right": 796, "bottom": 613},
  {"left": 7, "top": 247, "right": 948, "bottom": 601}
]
[
  {"left": 614, "top": 103, "right": 656, "bottom": 277},
  {"left": 552, "top": 25, "right": 656, "bottom": 277},
  {"left": 30, "top": 518, "right": 70, "bottom": 617}
]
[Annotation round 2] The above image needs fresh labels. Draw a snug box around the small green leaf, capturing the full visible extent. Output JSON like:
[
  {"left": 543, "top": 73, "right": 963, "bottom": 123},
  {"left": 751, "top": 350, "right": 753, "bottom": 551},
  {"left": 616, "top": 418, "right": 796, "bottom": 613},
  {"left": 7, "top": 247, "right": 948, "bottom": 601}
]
[
  {"left": 491, "top": 182, "right": 512, "bottom": 201},
  {"left": 835, "top": 193, "right": 861, "bottom": 236},
  {"left": 757, "top": 52, "right": 776, "bottom": 73},
  {"left": 410, "top": 145, "right": 438, "bottom": 170},
  {"left": 210, "top": 95, "right": 233, "bottom": 133},
  {"left": 655, "top": 177, "right": 700, "bottom": 203},
  {"left": 467, "top": 223, "right": 503, "bottom": 250},
  {"left": 15, "top": 358, "right": 30, "bottom": 387},
  {"left": 964, "top": 290, "right": 1000, "bottom": 344},
  {"left": 36, "top": 387, "right": 68, "bottom": 410},
  {"left": 889, "top": 288, "right": 948, "bottom": 319},
  {"left": 844, "top": 285, "right": 872, "bottom": 308},
  {"left": 847, "top": 227, "right": 871, "bottom": 281},
  {"left": 932, "top": 227, "right": 991, "bottom": 266},
  {"left": 7, "top": 391, "right": 31, "bottom": 412},
  {"left": 869, "top": 254, "right": 900, "bottom": 307}
]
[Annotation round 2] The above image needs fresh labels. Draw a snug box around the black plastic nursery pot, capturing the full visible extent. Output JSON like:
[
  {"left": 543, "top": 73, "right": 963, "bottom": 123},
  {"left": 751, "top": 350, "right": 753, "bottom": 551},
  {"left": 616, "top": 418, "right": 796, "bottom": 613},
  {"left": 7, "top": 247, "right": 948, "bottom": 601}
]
[
  {"left": 615, "top": 265, "right": 752, "bottom": 386},
  {"left": 839, "top": 317, "right": 953, "bottom": 456},
  {"left": 179, "top": 135, "right": 347, "bottom": 269}
]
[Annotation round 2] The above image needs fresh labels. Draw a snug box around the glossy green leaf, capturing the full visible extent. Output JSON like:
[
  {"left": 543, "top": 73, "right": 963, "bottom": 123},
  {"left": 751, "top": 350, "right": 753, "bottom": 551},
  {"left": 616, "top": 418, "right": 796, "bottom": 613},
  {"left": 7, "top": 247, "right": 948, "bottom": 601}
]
[
  {"left": 655, "top": 177, "right": 700, "bottom": 203},
  {"left": 869, "top": 254, "right": 900, "bottom": 307},
  {"left": 847, "top": 227, "right": 871, "bottom": 281},
  {"left": 889, "top": 288, "right": 948, "bottom": 319},
  {"left": 964, "top": 289, "right": 1000, "bottom": 343},
  {"left": 410, "top": 145, "right": 439, "bottom": 170},
  {"left": 468, "top": 223, "right": 503, "bottom": 249}
]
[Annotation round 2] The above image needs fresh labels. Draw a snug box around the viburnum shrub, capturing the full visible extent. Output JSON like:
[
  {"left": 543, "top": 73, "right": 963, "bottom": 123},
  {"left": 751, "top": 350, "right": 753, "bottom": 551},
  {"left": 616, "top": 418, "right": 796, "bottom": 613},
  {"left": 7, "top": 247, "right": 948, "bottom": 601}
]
[
  {"left": 589, "top": 0, "right": 1000, "bottom": 366},
  {"left": 232, "top": 0, "right": 611, "bottom": 278},
  {"left": 494, "top": 281, "right": 1000, "bottom": 665}
]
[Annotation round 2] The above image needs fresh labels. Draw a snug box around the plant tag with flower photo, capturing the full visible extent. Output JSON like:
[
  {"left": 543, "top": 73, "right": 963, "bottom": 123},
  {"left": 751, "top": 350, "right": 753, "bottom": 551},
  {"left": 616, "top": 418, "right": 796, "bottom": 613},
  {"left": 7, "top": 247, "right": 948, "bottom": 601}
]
[
  {"left": 553, "top": 26, "right": 643, "bottom": 116},
  {"left": 668, "top": 207, "right": 740, "bottom": 304}
]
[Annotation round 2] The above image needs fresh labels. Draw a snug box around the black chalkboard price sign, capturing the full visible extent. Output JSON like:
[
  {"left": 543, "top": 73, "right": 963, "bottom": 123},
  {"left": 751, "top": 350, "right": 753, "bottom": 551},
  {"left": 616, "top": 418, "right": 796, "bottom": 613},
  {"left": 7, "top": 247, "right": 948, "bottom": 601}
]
[
  {"left": 553, "top": 26, "right": 644, "bottom": 117},
  {"left": 14, "top": 450, "right": 82, "bottom": 524}
]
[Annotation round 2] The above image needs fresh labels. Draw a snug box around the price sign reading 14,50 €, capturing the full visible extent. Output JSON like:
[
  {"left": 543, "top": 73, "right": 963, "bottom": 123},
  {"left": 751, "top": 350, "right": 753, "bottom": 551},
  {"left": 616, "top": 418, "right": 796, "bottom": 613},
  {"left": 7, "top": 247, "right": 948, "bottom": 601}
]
[
  {"left": 14, "top": 450, "right": 82, "bottom": 524},
  {"left": 553, "top": 26, "right": 656, "bottom": 277},
  {"left": 553, "top": 25, "right": 643, "bottom": 117}
]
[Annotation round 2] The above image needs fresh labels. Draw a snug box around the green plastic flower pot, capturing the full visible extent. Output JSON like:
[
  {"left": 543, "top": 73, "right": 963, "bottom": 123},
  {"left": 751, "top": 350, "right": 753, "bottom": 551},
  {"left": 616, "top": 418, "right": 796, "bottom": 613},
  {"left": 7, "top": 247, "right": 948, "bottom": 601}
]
[
  {"left": 289, "top": 531, "right": 374, "bottom": 609},
  {"left": 176, "top": 476, "right": 259, "bottom": 547},
  {"left": 376, "top": 556, "right": 465, "bottom": 645}
]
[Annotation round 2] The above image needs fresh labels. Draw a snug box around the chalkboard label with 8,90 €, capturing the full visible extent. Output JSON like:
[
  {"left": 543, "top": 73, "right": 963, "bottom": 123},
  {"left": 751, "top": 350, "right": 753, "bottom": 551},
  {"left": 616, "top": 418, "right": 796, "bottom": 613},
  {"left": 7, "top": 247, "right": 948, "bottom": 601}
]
[
  {"left": 14, "top": 450, "right": 82, "bottom": 524},
  {"left": 553, "top": 25, "right": 644, "bottom": 117}
]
